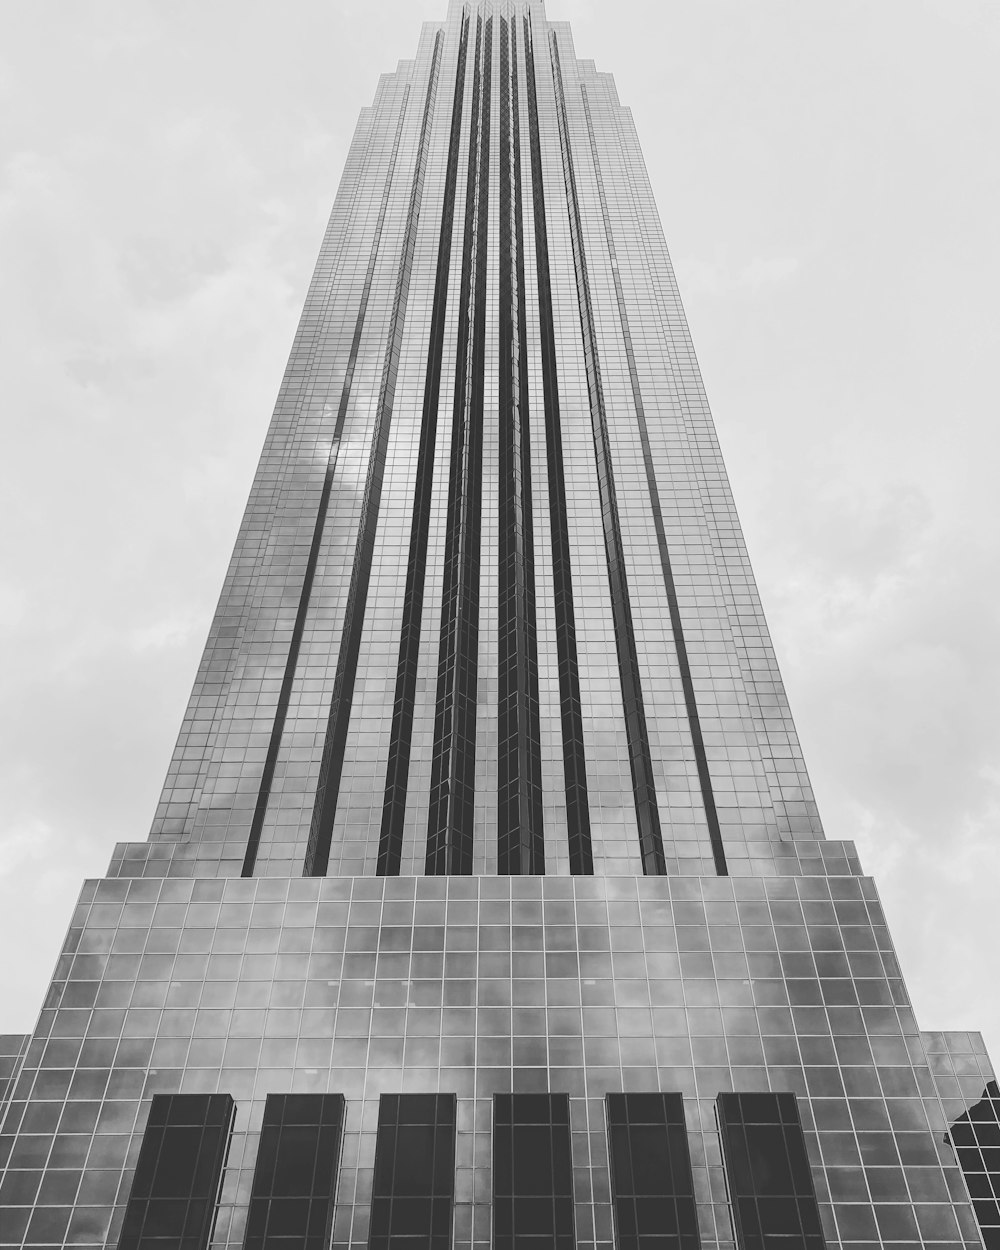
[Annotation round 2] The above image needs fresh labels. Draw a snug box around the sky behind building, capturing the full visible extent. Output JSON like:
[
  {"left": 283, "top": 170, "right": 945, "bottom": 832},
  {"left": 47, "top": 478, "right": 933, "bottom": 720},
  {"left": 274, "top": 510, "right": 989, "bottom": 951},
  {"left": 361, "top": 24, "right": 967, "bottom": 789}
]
[{"left": 0, "top": 0, "right": 998, "bottom": 1059}]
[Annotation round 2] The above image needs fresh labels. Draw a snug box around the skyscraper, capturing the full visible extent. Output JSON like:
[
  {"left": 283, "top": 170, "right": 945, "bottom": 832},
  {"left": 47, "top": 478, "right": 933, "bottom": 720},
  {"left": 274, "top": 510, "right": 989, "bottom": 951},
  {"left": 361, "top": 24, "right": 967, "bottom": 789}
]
[{"left": 1, "top": 0, "right": 996, "bottom": 1247}]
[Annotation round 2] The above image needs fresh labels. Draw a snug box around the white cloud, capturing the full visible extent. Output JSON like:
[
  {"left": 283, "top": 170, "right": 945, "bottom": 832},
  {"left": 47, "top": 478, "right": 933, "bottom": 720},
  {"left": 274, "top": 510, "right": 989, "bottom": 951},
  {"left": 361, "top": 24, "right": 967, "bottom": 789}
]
[
  {"left": 674, "top": 250, "right": 800, "bottom": 297},
  {"left": 919, "top": 0, "right": 1000, "bottom": 46},
  {"left": 128, "top": 611, "right": 208, "bottom": 654},
  {"left": 0, "top": 818, "right": 53, "bottom": 878}
]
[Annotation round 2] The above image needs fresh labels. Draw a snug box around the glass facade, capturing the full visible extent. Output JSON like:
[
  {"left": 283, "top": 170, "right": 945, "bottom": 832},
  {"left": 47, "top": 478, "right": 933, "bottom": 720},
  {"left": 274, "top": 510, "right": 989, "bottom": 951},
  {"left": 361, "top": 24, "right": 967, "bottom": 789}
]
[{"left": 0, "top": 2, "right": 994, "bottom": 1248}]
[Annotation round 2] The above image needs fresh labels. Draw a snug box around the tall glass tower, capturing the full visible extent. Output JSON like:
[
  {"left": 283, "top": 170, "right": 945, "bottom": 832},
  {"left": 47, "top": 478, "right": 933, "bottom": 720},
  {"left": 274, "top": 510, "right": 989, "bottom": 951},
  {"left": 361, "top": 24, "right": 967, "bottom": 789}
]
[{"left": 1, "top": 3, "right": 996, "bottom": 1249}]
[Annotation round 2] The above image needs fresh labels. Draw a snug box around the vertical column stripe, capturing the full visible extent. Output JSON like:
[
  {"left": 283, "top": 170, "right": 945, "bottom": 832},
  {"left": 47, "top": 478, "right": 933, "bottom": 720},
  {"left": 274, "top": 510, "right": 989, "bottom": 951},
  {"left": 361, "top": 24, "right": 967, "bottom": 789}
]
[
  {"left": 425, "top": 14, "right": 493, "bottom": 876},
  {"left": 580, "top": 85, "right": 728, "bottom": 877},
  {"left": 379, "top": 11, "right": 471, "bottom": 876},
  {"left": 498, "top": 16, "right": 544, "bottom": 875},
  {"left": 522, "top": 13, "right": 593, "bottom": 875},
  {"left": 240, "top": 78, "right": 416, "bottom": 878},
  {"left": 304, "top": 35, "right": 444, "bottom": 877},
  {"left": 549, "top": 31, "right": 667, "bottom": 876}
]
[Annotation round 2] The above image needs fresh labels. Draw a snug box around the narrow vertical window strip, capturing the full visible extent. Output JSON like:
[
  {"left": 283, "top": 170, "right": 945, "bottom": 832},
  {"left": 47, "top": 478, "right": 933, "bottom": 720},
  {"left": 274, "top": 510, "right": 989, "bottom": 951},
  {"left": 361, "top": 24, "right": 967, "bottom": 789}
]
[
  {"left": 117, "top": 1094, "right": 235, "bottom": 1250},
  {"left": 378, "top": 12, "right": 471, "bottom": 877},
  {"left": 498, "top": 17, "right": 544, "bottom": 875},
  {"left": 242, "top": 1094, "right": 345, "bottom": 1250},
  {"left": 716, "top": 1093, "right": 827, "bottom": 1250},
  {"left": 606, "top": 1093, "right": 702, "bottom": 1250},
  {"left": 548, "top": 32, "right": 667, "bottom": 876},
  {"left": 369, "top": 1094, "right": 457, "bottom": 1250},
  {"left": 240, "top": 73, "right": 419, "bottom": 878},
  {"left": 580, "top": 86, "right": 728, "bottom": 878},
  {"left": 303, "top": 37, "right": 444, "bottom": 877},
  {"left": 522, "top": 13, "right": 593, "bottom": 874},
  {"left": 425, "top": 15, "right": 492, "bottom": 875},
  {"left": 493, "top": 1094, "right": 576, "bottom": 1250}
]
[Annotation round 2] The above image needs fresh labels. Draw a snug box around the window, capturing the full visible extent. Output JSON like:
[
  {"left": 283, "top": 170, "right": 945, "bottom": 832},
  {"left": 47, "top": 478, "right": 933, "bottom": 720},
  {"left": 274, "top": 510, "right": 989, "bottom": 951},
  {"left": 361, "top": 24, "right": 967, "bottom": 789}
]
[
  {"left": 606, "top": 1093, "right": 700, "bottom": 1250},
  {"left": 493, "top": 1093, "right": 575, "bottom": 1250},
  {"left": 948, "top": 1080, "right": 1000, "bottom": 1249},
  {"left": 717, "top": 1092, "right": 825, "bottom": 1250},
  {"left": 370, "top": 1093, "right": 456, "bottom": 1250},
  {"left": 242, "top": 1093, "right": 345, "bottom": 1250},
  {"left": 118, "top": 1093, "right": 235, "bottom": 1250}
]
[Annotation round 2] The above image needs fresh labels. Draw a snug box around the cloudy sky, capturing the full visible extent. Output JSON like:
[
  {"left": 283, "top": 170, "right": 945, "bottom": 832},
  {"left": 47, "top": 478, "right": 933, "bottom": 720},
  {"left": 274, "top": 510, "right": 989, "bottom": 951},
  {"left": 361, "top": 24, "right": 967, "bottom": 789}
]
[{"left": 1, "top": 0, "right": 998, "bottom": 1054}]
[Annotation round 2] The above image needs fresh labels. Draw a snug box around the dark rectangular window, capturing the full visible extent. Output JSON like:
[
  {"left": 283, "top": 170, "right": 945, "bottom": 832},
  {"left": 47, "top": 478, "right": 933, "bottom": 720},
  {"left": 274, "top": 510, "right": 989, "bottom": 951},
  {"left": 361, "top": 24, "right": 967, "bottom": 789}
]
[
  {"left": 242, "top": 1093, "right": 345, "bottom": 1250},
  {"left": 948, "top": 1079, "right": 1000, "bottom": 1249},
  {"left": 606, "top": 1093, "right": 700, "bottom": 1250},
  {"left": 493, "top": 1093, "right": 575, "bottom": 1250},
  {"left": 717, "top": 1092, "right": 825, "bottom": 1250},
  {"left": 118, "top": 1093, "right": 235, "bottom": 1250},
  {"left": 370, "top": 1093, "right": 456, "bottom": 1250}
]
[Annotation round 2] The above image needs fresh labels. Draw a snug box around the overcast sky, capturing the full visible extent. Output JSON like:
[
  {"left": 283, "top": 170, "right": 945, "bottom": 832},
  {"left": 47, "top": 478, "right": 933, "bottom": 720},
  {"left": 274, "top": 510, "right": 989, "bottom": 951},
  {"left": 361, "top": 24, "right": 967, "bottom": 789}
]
[{"left": 1, "top": 0, "right": 998, "bottom": 1057}]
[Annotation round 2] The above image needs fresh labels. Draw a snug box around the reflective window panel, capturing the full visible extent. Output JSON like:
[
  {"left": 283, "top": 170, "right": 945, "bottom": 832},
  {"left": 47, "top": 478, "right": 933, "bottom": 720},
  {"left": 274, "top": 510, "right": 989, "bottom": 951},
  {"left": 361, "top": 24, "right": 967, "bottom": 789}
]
[
  {"left": 947, "top": 1080, "right": 1000, "bottom": 1250},
  {"left": 117, "top": 1093, "right": 235, "bottom": 1250},
  {"left": 370, "top": 1092, "right": 457, "bottom": 1250},
  {"left": 493, "top": 1092, "right": 575, "bottom": 1250},
  {"left": 606, "top": 1092, "right": 700, "bottom": 1250},
  {"left": 716, "top": 1092, "right": 825, "bottom": 1250},
  {"left": 242, "top": 1092, "right": 345, "bottom": 1250}
]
